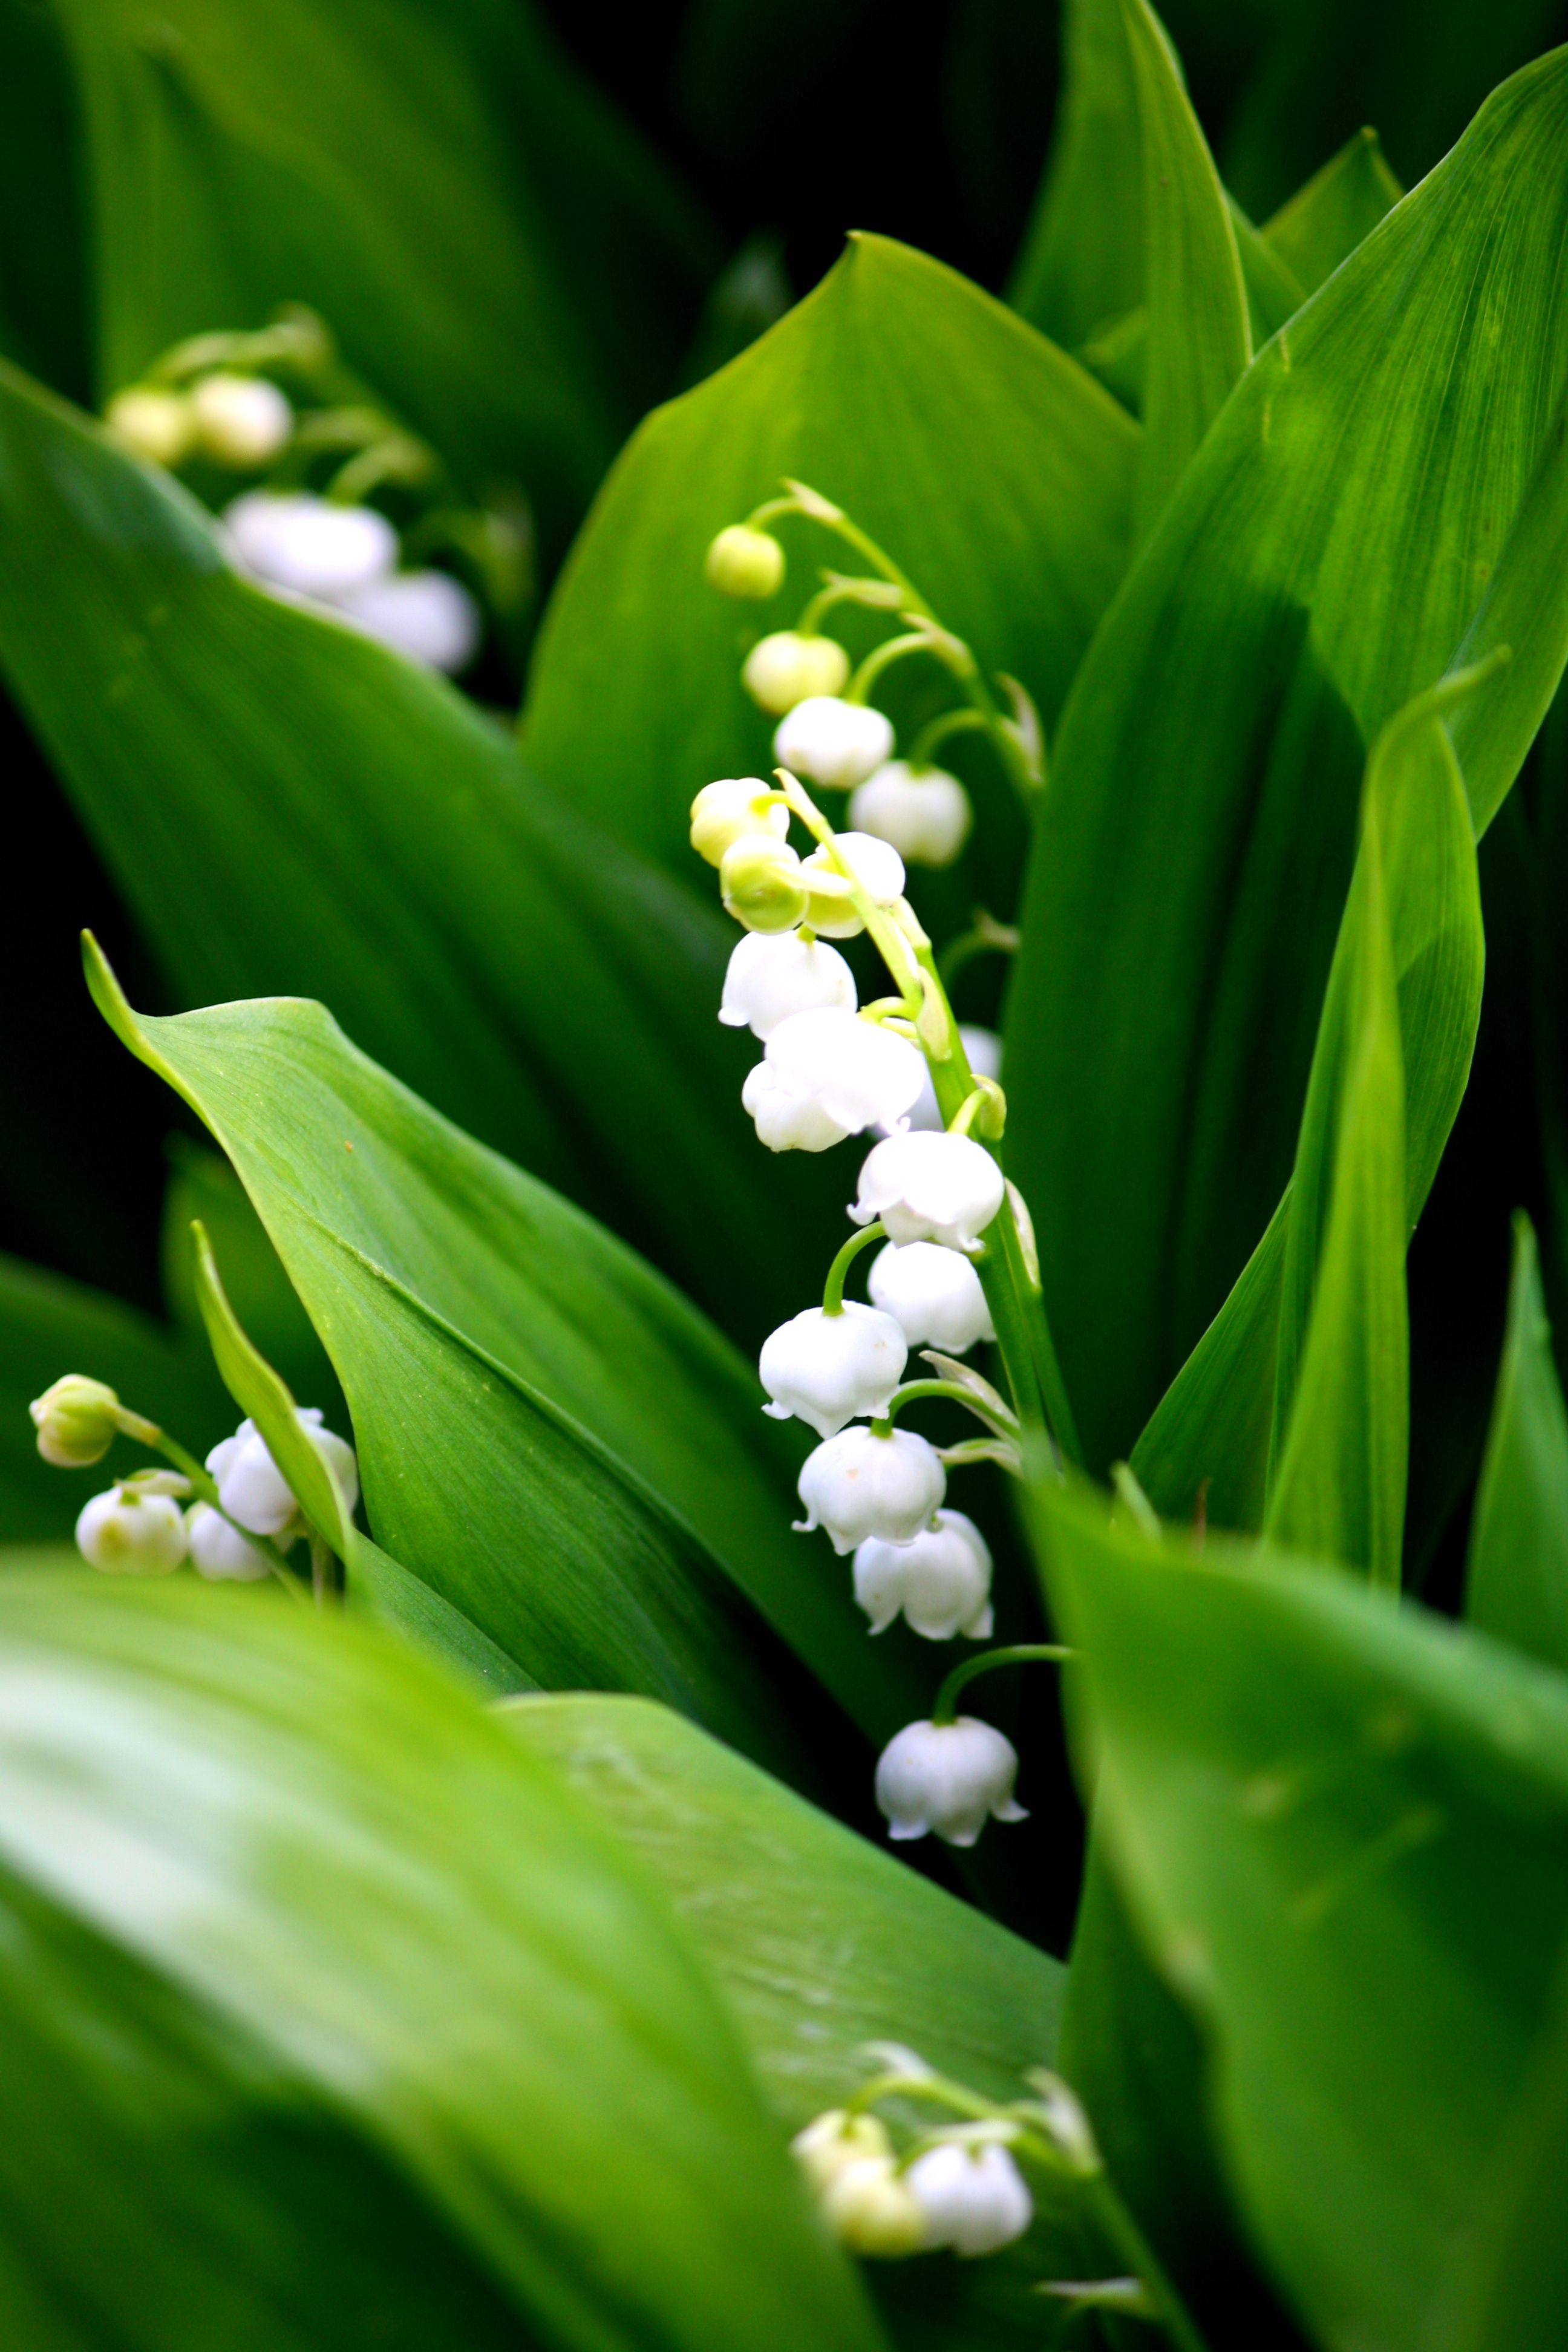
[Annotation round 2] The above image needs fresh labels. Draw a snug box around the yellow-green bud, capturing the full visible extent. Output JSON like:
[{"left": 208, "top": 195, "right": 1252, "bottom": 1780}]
[
  {"left": 30, "top": 1375, "right": 122, "bottom": 1468},
  {"left": 105, "top": 388, "right": 195, "bottom": 469},
  {"left": 191, "top": 371, "right": 294, "bottom": 466},
  {"left": 792, "top": 2110, "right": 893, "bottom": 2195},
  {"left": 742, "top": 632, "right": 851, "bottom": 716},
  {"left": 720, "top": 835, "right": 808, "bottom": 933},
  {"left": 690, "top": 777, "right": 788, "bottom": 867},
  {"left": 705, "top": 524, "right": 785, "bottom": 599},
  {"left": 820, "top": 2155, "right": 926, "bottom": 2258}
]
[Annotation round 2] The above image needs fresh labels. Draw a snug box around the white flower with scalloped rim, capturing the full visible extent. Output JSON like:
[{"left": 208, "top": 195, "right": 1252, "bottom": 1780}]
[
  {"left": 339, "top": 570, "right": 482, "bottom": 673},
  {"left": 76, "top": 1488, "right": 187, "bottom": 1576},
  {"left": 759, "top": 1302, "right": 907, "bottom": 1439},
  {"left": 774, "top": 697, "right": 895, "bottom": 789},
  {"left": 757, "top": 1008, "right": 926, "bottom": 1146},
  {"left": 743, "top": 631, "right": 851, "bottom": 714},
  {"left": 899, "top": 1025, "right": 1001, "bottom": 1134},
  {"left": 905, "top": 2140, "right": 1033, "bottom": 2255},
  {"left": 186, "top": 1502, "right": 275, "bottom": 1583},
  {"left": 224, "top": 492, "right": 397, "bottom": 599},
  {"left": 854, "top": 1510, "right": 993, "bottom": 1639},
  {"left": 192, "top": 373, "right": 293, "bottom": 466},
  {"left": 207, "top": 1411, "right": 358, "bottom": 1538},
  {"left": 852, "top": 1130, "right": 1004, "bottom": 1253},
  {"left": 849, "top": 761, "right": 972, "bottom": 867},
  {"left": 795, "top": 1424, "right": 946, "bottom": 1555},
  {"left": 869, "top": 1240, "right": 995, "bottom": 1353},
  {"left": 875, "top": 1716, "right": 1027, "bottom": 1844},
  {"left": 741, "top": 1060, "right": 852, "bottom": 1152},
  {"left": 719, "top": 932, "right": 856, "bottom": 1039}
]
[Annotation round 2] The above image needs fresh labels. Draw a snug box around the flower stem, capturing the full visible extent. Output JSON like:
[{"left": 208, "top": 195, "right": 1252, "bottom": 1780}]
[
  {"left": 931, "top": 1644, "right": 1071, "bottom": 1726},
  {"left": 822, "top": 1222, "right": 886, "bottom": 1315},
  {"left": 881, "top": 1378, "right": 1018, "bottom": 1439},
  {"left": 910, "top": 708, "right": 988, "bottom": 766}
]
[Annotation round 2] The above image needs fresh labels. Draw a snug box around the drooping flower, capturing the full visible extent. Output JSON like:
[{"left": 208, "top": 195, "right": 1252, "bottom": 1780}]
[
  {"left": 774, "top": 696, "right": 895, "bottom": 789},
  {"left": 797, "top": 831, "right": 909, "bottom": 938},
  {"left": 852, "top": 1131, "right": 1005, "bottom": 1252},
  {"left": 689, "top": 778, "right": 789, "bottom": 867},
  {"left": 224, "top": 492, "right": 398, "bottom": 599},
  {"left": 338, "top": 570, "right": 482, "bottom": 673},
  {"left": 874, "top": 1716, "right": 1027, "bottom": 1845},
  {"left": 791, "top": 2109, "right": 895, "bottom": 2195},
  {"left": 76, "top": 1486, "right": 188, "bottom": 1576},
  {"left": 29, "top": 1374, "right": 121, "bottom": 1467},
  {"left": 759, "top": 1302, "right": 907, "bottom": 1438},
  {"left": 742, "top": 631, "right": 850, "bottom": 714},
  {"left": 741, "top": 1060, "right": 854, "bottom": 1152},
  {"left": 719, "top": 931, "right": 855, "bottom": 1039},
  {"left": 760, "top": 1008, "right": 926, "bottom": 1142},
  {"left": 191, "top": 373, "right": 293, "bottom": 466},
  {"left": 868, "top": 1240, "right": 995, "bottom": 1352},
  {"left": 904, "top": 2140, "right": 1033, "bottom": 2255},
  {"left": 849, "top": 762, "right": 972, "bottom": 867},
  {"left": 820, "top": 2157, "right": 926, "bottom": 2258},
  {"left": 207, "top": 1411, "right": 358, "bottom": 1538},
  {"left": 795, "top": 1425, "right": 946, "bottom": 1553},
  {"left": 720, "top": 836, "right": 809, "bottom": 933},
  {"left": 185, "top": 1503, "right": 275, "bottom": 1583},
  {"left": 853, "top": 1510, "right": 993, "bottom": 1639}
]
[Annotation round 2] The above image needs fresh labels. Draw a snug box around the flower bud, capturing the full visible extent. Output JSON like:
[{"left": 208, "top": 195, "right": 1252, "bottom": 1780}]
[
  {"left": 849, "top": 762, "right": 972, "bottom": 867},
  {"left": 720, "top": 835, "right": 809, "bottom": 933},
  {"left": 186, "top": 1502, "right": 274, "bottom": 1583},
  {"left": 705, "top": 524, "right": 785, "bottom": 599},
  {"left": 105, "top": 387, "right": 195, "bottom": 468},
  {"left": 30, "top": 1374, "right": 122, "bottom": 1468},
  {"left": 795, "top": 1424, "right": 946, "bottom": 1554},
  {"left": 774, "top": 697, "right": 895, "bottom": 789},
  {"left": 339, "top": 570, "right": 482, "bottom": 673},
  {"left": 719, "top": 931, "right": 855, "bottom": 1039},
  {"left": 690, "top": 779, "right": 789, "bottom": 868},
  {"left": 792, "top": 2109, "right": 892, "bottom": 2195},
  {"left": 874, "top": 1716, "right": 1027, "bottom": 1845},
  {"left": 820, "top": 2155, "right": 927, "bottom": 2258},
  {"left": 759, "top": 1302, "right": 906, "bottom": 1439},
  {"left": 904, "top": 2140, "right": 1033, "bottom": 2254},
  {"left": 854, "top": 1510, "right": 993, "bottom": 1639},
  {"left": 868, "top": 1241, "right": 995, "bottom": 1352},
  {"left": 191, "top": 373, "right": 294, "bottom": 466},
  {"left": 207, "top": 1411, "right": 358, "bottom": 1538},
  {"left": 742, "top": 631, "right": 850, "bottom": 715},
  {"left": 899, "top": 1028, "right": 1000, "bottom": 1135},
  {"left": 766, "top": 1008, "right": 926, "bottom": 1136},
  {"left": 223, "top": 492, "right": 397, "bottom": 599},
  {"left": 851, "top": 1132, "right": 1005, "bottom": 1253},
  {"left": 76, "top": 1486, "right": 188, "bottom": 1576}
]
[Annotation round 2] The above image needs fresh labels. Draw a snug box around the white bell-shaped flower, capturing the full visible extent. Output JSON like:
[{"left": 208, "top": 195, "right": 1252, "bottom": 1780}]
[
  {"left": 741, "top": 1060, "right": 853, "bottom": 1152},
  {"left": 705, "top": 524, "right": 785, "bottom": 599},
  {"left": 869, "top": 1241, "right": 995, "bottom": 1353},
  {"left": 743, "top": 631, "right": 850, "bottom": 714},
  {"left": 775, "top": 696, "right": 895, "bottom": 789},
  {"left": 759, "top": 1302, "right": 906, "bottom": 1439},
  {"left": 224, "top": 492, "right": 398, "bottom": 599},
  {"left": 339, "top": 570, "right": 482, "bottom": 673},
  {"left": 905, "top": 2140, "right": 1033, "bottom": 2255},
  {"left": 76, "top": 1487, "right": 187, "bottom": 1576},
  {"left": 719, "top": 931, "right": 855, "bottom": 1039},
  {"left": 875, "top": 1716, "right": 1027, "bottom": 1845},
  {"left": 186, "top": 1502, "right": 274, "bottom": 1582},
  {"left": 105, "top": 387, "right": 195, "bottom": 468},
  {"left": 854, "top": 1509, "right": 993, "bottom": 1639},
  {"left": 207, "top": 1411, "right": 358, "bottom": 1538},
  {"left": 849, "top": 762, "right": 973, "bottom": 867},
  {"left": 764, "top": 1008, "right": 926, "bottom": 1142},
  {"left": 852, "top": 1131, "right": 1005, "bottom": 1253},
  {"left": 900, "top": 1026, "right": 1001, "bottom": 1134},
  {"left": 820, "top": 2156, "right": 926, "bottom": 2257},
  {"left": 795, "top": 1425, "right": 946, "bottom": 1555},
  {"left": 191, "top": 373, "right": 293, "bottom": 466},
  {"left": 798, "top": 831, "right": 909, "bottom": 939},
  {"left": 690, "top": 778, "right": 789, "bottom": 867}
]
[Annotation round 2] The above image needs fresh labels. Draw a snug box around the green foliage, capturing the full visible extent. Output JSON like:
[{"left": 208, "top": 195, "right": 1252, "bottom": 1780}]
[{"left": 1467, "top": 1215, "right": 1568, "bottom": 1670}]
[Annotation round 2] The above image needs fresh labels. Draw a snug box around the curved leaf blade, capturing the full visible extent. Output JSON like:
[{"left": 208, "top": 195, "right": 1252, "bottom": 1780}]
[{"left": 1466, "top": 1212, "right": 1568, "bottom": 1670}]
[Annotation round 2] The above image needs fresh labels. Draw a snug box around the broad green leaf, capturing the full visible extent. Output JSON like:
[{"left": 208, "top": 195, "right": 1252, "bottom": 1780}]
[
  {"left": 1005, "top": 51, "right": 1568, "bottom": 1475},
  {"left": 90, "top": 949, "right": 937, "bottom": 1778},
  {"left": 1036, "top": 1479, "right": 1568, "bottom": 2352},
  {"left": 0, "top": 356, "right": 837, "bottom": 1343},
  {"left": 1261, "top": 127, "right": 1403, "bottom": 298},
  {"left": 1226, "top": 195, "right": 1304, "bottom": 345},
  {"left": 53, "top": 0, "right": 714, "bottom": 550},
  {"left": 505, "top": 1691, "right": 1097, "bottom": 2352},
  {"left": 1466, "top": 1214, "right": 1568, "bottom": 1669},
  {"left": 1007, "top": 0, "right": 1143, "bottom": 350},
  {"left": 523, "top": 233, "right": 1137, "bottom": 909},
  {"left": 0, "top": 1573, "right": 884, "bottom": 2352}
]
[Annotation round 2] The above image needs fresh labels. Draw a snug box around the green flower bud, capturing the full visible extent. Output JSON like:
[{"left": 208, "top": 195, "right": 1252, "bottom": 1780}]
[
  {"left": 705, "top": 524, "right": 785, "bottom": 599},
  {"left": 30, "top": 1374, "right": 123, "bottom": 1468},
  {"left": 690, "top": 777, "right": 788, "bottom": 868},
  {"left": 742, "top": 630, "right": 852, "bottom": 716},
  {"left": 820, "top": 2155, "right": 926, "bottom": 2258},
  {"left": 105, "top": 388, "right": 195, "bottom": 469},
  {"left": 791, "top": 2109, "right": 893, "bottom": 2195},
  {"left": 720, "top": 835, "right": 808, "bottom": 933}
]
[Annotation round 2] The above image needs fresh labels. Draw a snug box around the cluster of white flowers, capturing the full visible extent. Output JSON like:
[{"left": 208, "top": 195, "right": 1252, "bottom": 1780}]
[
  {"left": 224, "top": 492, "right": 480, "bottom": 673},
  {"left": 108, "top": 370, "right": 295, "bottom": 473},
  {"left": 792, "top": 2105, "right": 1034, "bottom": 2261}
]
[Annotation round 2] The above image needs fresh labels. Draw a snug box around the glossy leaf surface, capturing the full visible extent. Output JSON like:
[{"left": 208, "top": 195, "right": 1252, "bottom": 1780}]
[{"left": 1466, "top": 1214, "right": 1568, "bottom": 1671}]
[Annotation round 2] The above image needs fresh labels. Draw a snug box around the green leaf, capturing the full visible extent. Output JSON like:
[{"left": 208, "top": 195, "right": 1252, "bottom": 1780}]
[
  {"left": 0, "top": 354, "right": 837, "bottom": 1343},
  {"left": 52, "top": 0, "right": 715, "bottom": 548},
  {"left": 1005, "top": 51, "right": 1568, "bottom": 1475},
  {"left": 504, "top": 1691, "right": 1096, "bottom": 2352},
  {"left": 88, "top": 945, "right": 936, "bottom": 1779},
  {"left": 1226, "top": 194, "right": 1305, "bottom": 347},
  {"left": 1036, "top": 1478, "right": 1568, "bottom": 2352},
  {"left": 522, "top": 233, "right": 1137, "bottom": 906},
  {"left": 0, "top": 1572, "right": 884, "bottom": 2352},
  {"left": 1466, "top": 1213, "right": 1568, "bottom": 1670},
  {"left": 0, "top": 0, "right": 90, "bottom": 397},
  {"left": 1260, "top": 126, "right": 1403, "bottom": 298},
  {"left": 1007, "top": 0, "right": 1144, "bottom": 350}
]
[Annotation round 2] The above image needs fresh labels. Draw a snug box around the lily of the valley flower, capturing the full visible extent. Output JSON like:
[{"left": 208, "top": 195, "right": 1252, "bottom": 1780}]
[
  {"left": 76, "top": 1485, "right": 188, "bottom": 1576},
  {"left": 797, "top": 831, "right": 908, "bottom": 938},
  {"left": 105, "top": 387, "right": 195, "bottom": 468},
  {"left": 705, "top": 524, "right": 785, "bottom": 599},
  {"left": 720, "top": 835, "right": 809, "bottom": 933},
  {"left": 774, "top": 696, "right": 895, "bottom": 789},
  {"left": 742, "top": 630, "right": 850, "bottom": 714},
  {"left": 900, "top": 1026, "right": 1001, "bottom": 1134},
  {"left": 690, "top": 778, "right": 789, "bottom": 867},
  {"left": 874, "top": 1716, "right": 1027, "bottom": 1844},
  {"left": 795, "top": 1424, "right": 946, "bottom": 1553},
  {"left": 852, "top": 1131, "right": 1004, "bottom": 1253},
  {"left": 29, "top": 1373, "right": 121, "bottom": 1466},
  {"left": 759, "top": 1302, "right": 907, "bottom": 1438},
  {"left": 849, "top": 761, "right": 972, "bottom": 867},
  {"left": 742, "top": 1060, "right": 854, "bottom": 1151},
  {"left": 759, "top": 1008, "right": 926, "bottom": 1145},
  {"left": 904, "top": 2139, "right": 1034, "bottom": 2255},
  {"left": 185, "top": 1502, "right": 275, "bottom": 1583},
  {"left": 791, "top": 2109, "right": 896, "bottom": 2194},
  {"left": 207, "top": 1411, "right": 358, "bottom": 1538},
  {"left": 191, "top": 372, "right": 293, "bottom": 466},
  {"left": 868, "top": 1240, "right": 995, "bottom": 1352},
  {"left": 719, "top": 931, "right": 856, "bottom": 1039},
  {"left": 820, "top": 2155, "right": 927, "bottom": 2258},
  {"left": 339, "top": 570, "right": 481, "bottom": 673},
  {"left": 224, "top": 491, "right": 397, "bottom": 599},
  {"left": 854, "top": 1509, "right": 993, "bottom": 1639}
]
